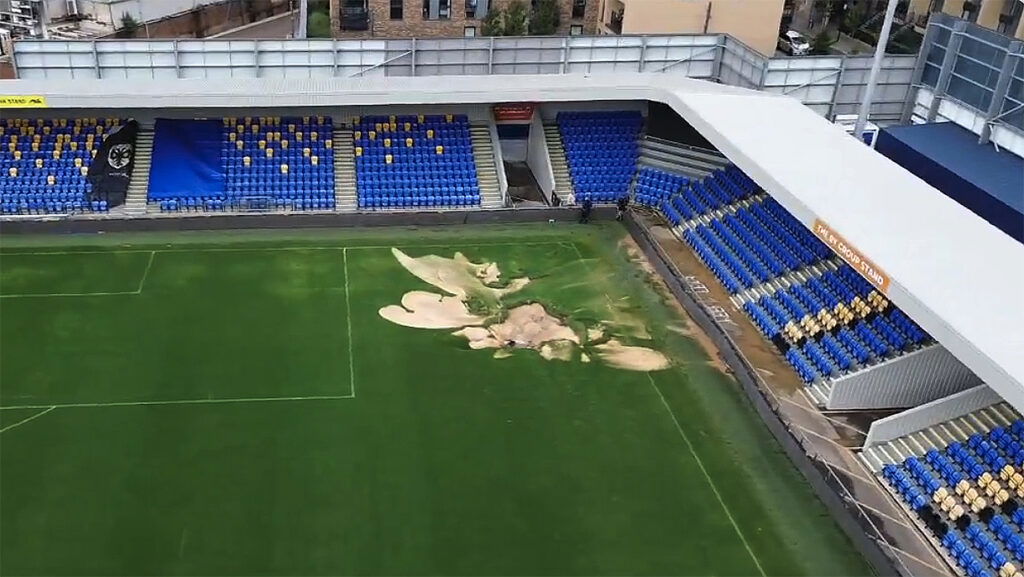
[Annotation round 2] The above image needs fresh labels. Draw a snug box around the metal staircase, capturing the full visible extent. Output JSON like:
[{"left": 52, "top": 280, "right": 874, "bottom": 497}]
[
  {"left": 543, "top": 124, "right": 573, "bottom": 200},
  {"left": 470, "top": 125, "right": 504, "bottom": 209},
  {"left": 333, "top": 127, "right": 357, "bottom": 211},
  {"left": 124, "top": 124, "right": 154, "bottom": 217}
]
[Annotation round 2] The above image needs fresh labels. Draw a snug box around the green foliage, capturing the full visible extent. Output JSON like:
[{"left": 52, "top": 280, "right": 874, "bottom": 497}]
[
  {"left": 840, "top": 2, "right": 868, "bottom": 34},
  {"left": 481, "top": 6, "right": 504, "bottom": 35},
  {"left": 529, "top": 0, "right": 560, "bottom": 35},
  {"left": 810, "top": 30, "right": 833, "bottom": 55},
  {"left": 307, "top": 10, "right": 332, "bottom": 38},
  {"left": 503, "top": 0, "right": 529, "bottom": 36},
  {"left": 118, "top": 12, "right": 139, "bottom": 38}
]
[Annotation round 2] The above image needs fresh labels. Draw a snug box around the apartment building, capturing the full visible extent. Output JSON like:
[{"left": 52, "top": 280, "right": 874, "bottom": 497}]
[
  {"left": 907, "top": 0, "right": 1024, "bottom": 38},
  {"left": 331, "top": 0, "right": 599, "bottom": 38},
  {"left": 594, "top": 0, "right": 785, "bottom": 56}
]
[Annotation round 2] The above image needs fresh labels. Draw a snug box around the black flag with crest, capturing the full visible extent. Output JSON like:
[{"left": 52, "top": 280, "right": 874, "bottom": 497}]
[{"left": 87, "top": 119, "right": 140, "bottom": 208}]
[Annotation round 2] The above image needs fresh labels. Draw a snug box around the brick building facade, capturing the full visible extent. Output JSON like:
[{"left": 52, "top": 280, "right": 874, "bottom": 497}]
[{"left": 331, "top": 0, "right": 599, "bottom": 38}]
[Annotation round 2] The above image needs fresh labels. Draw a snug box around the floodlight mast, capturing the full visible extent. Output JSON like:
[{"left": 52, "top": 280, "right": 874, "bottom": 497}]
[{"left": 854, "top": 0, "right": 900, "bottom": 138}]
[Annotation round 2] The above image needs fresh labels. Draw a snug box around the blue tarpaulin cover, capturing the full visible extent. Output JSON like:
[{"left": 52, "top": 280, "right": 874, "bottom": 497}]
[{"left": 147, "top": 119, "right": 225, "bottom": 199}]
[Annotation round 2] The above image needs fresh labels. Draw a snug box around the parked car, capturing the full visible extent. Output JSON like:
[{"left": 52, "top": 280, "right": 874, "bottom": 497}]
[{"left": 778, "top": 30, "right": 811, "bottom": 56}]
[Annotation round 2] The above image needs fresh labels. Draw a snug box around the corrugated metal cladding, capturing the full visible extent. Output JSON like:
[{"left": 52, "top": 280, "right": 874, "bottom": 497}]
[
  {"left": 864, "top": 385, "right": 1002, "bottom": 447},
  {"left": 827, "top": 345, "right": 983, "bottom": 411},
  {"left": 9, "top": 34, "right": 914, "bottom": 122}
]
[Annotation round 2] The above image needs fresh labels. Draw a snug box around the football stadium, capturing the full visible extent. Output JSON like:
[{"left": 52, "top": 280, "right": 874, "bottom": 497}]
[{"left": 2, "top": 14, "right": 1024, "bottom": 577}]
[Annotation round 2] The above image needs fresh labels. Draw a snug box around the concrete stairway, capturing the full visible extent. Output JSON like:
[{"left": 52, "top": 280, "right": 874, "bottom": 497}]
[
  {"left": 638, "top": 136, "right": 728, "bottom": 179},
  {"left": 124, "top": 125, "right": 154, "bottom": 217},
  {"left": 543, "top": 124, "right": 573, "bottom": 200},
  {"left": 333, "top": 127, "right": 357, "bottom": 211},
  {"left": 470, "top": 125, "right": 504, "bottom": 209}
]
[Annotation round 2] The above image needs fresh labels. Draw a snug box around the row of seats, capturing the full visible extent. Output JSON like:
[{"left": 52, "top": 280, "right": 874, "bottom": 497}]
[
  {"left": 352, "top": 113, "right": 480, "bottom": 209},
  {"left": 558, "top": 111, "right": 642, "bottom": 203},
  {"left": 880, "top": 420, "right": 1024, "bottom": 577},
  {"left": 157, "top": 197, "right": 335, "bottom": 212},
  {"left": 668, "top": 164, "right": 930, "bottom": 384},
  {"left": 1, "top": 118, "right": 125, "bottom": 215}
]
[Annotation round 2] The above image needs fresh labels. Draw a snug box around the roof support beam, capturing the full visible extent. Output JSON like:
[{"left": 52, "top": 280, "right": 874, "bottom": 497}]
[
  {"left": 979, "top": 41, "right": 1023, "bottom": 145},
  {"left": 927, "top": 20, "right": 967, "bottom": 123}
]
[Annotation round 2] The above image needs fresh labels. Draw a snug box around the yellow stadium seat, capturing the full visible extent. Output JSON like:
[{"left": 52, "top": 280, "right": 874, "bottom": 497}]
[
  {"left": 31, "top": 142, "right": 39, "bottom": 152},
  {"left": 259, "top": 140, "right": 267, "bottom": 150},
  {"left": 12, "top": 150, "right": 20, "bottom": 160},
  {"left": 42, "top": 126, "right": 51, "bottom": 135},
  {"left": 354, "top": 131, "right": 361, "bottom": 140},
  {"left": 389, "top": 122, "right": 396, "bottom": 132},
  {"left": 303, "top": 147, "right": 311, "bottom": 157},
  {"left": 375, "top": 123, "right": 382, "bottom": 132},
  {"left": 311, "top": 155, "right": 319, "bottom": 166},
  {"left": 385, "top": 154, "right": 392, "bottom": 164},
  {"left": 236, "top": 140, "right": 244, "bottom": 150},
  {"left": 406, "top": 138, "right": 413, "bottom": 148},
  {"left": 266, "top": 148, "right": 274, "bottom": 158},
  {"left": 389, "top": 115, "right": 396, "bottom": 123},
  {"left": 446, "top": 114, "right": 453, "bottom": 122},
  {"left": 311, "top": 132, "right": 318, "bottom": 141},
  {"left": 436, "top": 145, "right": 444, "bottom": 154},
  {"left": 384, "top": 138, "right": 391, "bottom": 148},
  {"left": 74, "top": 158, "right": 83, "bottom": 167},
  {"left": 229, "top": 132, "right": 237, "bottom": 142},
  {"left": 35, "top": 158, "right": 43, "bottom": 168},
  {"left": 368, "top": 131, "right": 376, "bottom": 141},
  {"left": 352, "top": 116, "right": 360, "bottom": 125},
  {"left": 355, "top": 147, "right": 362, "bottom": 157},
  {"left": 427, "top": 129, "right": 434, "bottom": 139},
  {"left": 243, "top": 156, "right": 251, "bottom": 166},
  {"left": 325, "top": 139, "right": 332, "bottom": 149},
  {"left": 404, "top": 122, "right": 411, "bottom": 131},
  {"left": 281, "top": 163, "right": 289, "bottom": 174},
  {"left": 80, "top": 166, "right": 88, "bottom": 176},
  {"left": 417, "top": 114, "right": 424, "bottom": 123},
  {"left": 8, "top": 167, "right": 17, "bottom": 177},
  {"left": 296, "top": 132, "right": 304, "bottom": 141},
  {"left": 47, "top": 175, "right": 55, "bottom": 185}
]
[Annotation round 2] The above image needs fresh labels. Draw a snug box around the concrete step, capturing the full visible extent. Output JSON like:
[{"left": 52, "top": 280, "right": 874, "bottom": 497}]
[
  {"left": 333, "top": 128, "right": 357, "bottom": 212},
  {"left": 471, "top": 124, "right": 505, "bottom": 209},
  {"left": 124, "top": 128, "right": 155, "bottom": 216}
]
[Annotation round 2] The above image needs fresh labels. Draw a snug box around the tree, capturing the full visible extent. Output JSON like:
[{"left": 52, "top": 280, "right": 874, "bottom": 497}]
[
  {"left": 810, "top": 30, "right": 834, "bottom": 55},
  {"left": 308, "top": 11, "right": 332, "bottom": 38},
  {"left": 503, "top": 0, "right": 529, "bottom": 36},
  {"left": 118, "top": 12, "right": 140, "bottom": 38},
  {"left": 529, "top": 0, "right": 560, "bottom": 35},
  {"left": 481, "top": 7, "right": 504, "bottom": 36}
]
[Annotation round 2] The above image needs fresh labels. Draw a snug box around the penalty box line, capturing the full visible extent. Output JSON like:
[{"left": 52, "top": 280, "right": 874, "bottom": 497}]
[
  {"left": 0, "top": 394, "right": 356, "bottom": 412},
  {"left": 0, "top": 250, "right": 157, "bottom": 299}
]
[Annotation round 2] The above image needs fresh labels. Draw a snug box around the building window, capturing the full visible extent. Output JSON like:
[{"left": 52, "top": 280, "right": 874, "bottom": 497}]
[
  {"left": 572, "top": 0, "right": 586, "bottom": 19},
  {"left": 423, "top": 0, "right": 452, "bottom": 19},
  {"left": 466, "top": 0, "right": 477, "bottom": 18},
  {"left": 570, "top": 24, "right": 583, "bottom": 35},
  {"left": 464, "top": 26, "right": 477, "bottom": 36},
  {"left": 391, "top": 0, "right": 403, "bottom": 19}
]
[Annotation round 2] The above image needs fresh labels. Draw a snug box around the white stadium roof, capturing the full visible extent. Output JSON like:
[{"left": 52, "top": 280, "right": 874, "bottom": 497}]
[{"left": 4, "top": 73, "right": 1023, "bottom": 407}]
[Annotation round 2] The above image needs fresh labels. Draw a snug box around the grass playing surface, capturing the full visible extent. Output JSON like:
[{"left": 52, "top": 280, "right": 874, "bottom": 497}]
[{"left": 0, "top": 224, "right": 872, "bottom": 576}]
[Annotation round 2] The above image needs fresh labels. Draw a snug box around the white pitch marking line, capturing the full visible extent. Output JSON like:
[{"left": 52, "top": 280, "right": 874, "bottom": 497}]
[
  {"left": 135, "top": 250, "right": 157, "bottom": 294},
  {"left": 0, "top": 240, "right": 571, "bottom": 257},
  {"left": 0, "top": 406, "right": 56, "bottom": 433},
  {"left": 0, "top": 395, "right": 354, "bottom": 411},
  {"left": 343, "top": 247, "right": 356, "bottom": 399},
  {"left": 646, "top": 372, "right": 767, "bottom": 577},
  {"left": 0, "top": 290, "right": 137, "bottom": 299}
]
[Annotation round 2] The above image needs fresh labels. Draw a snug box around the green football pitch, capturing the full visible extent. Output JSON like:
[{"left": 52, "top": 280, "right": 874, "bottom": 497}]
[{"left": 0, "top": 223, "right": 871, "bottom": 576}]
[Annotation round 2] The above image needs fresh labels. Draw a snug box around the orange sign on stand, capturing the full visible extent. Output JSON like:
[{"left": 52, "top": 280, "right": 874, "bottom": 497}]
[{"left": 813, "top": 219, "right": 891, "bottom": 295}]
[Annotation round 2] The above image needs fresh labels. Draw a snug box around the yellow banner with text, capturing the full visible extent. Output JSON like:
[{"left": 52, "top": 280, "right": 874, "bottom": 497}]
[{"left": 0, "top": 95, "right": 49, "bottom": 108}]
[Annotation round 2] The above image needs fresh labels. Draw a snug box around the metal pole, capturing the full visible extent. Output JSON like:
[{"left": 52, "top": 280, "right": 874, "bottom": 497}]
[
  {"left": 296, "top": 0, "right": 308, "bottom": 39},
  {"left": 854, "top": 0, "right": 899, "bottom": 137}
]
